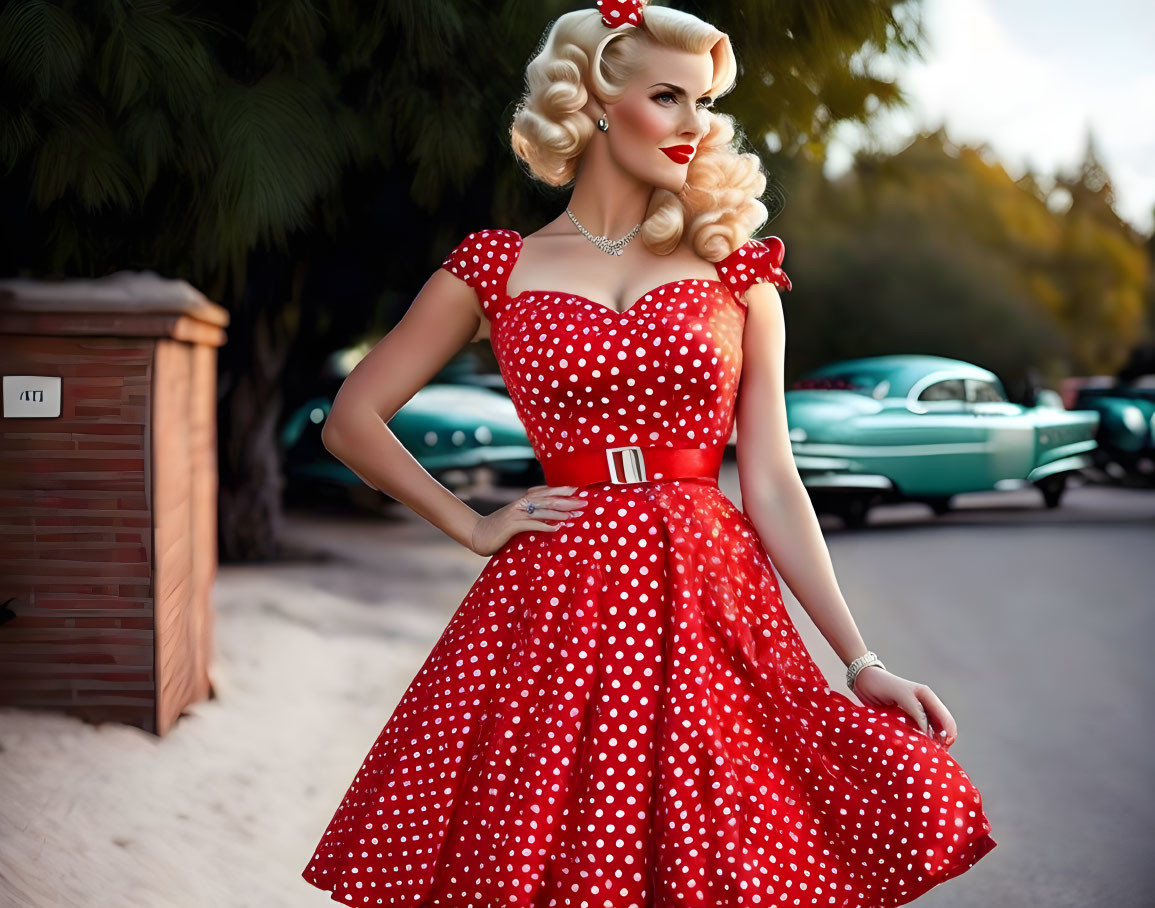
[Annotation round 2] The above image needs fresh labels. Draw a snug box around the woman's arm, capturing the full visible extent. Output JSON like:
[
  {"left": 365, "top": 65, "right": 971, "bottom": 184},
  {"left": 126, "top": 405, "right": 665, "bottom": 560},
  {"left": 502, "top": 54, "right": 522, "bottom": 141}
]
[
  {"left": 319, "top": 268, "right": 490, "bottom": 551},
  {"left": 734, "top": 281, "right": 870, "bottom": 668},
  {"left": 735, "top": 281, "right": 957, "bottom": 746}
]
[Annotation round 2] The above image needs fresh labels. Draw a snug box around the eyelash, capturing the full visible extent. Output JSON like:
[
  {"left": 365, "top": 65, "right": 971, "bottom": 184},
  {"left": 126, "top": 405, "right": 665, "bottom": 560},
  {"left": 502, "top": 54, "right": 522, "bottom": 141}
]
[{"left": 654, "top": 91, "right": 713, "bottom": 110}]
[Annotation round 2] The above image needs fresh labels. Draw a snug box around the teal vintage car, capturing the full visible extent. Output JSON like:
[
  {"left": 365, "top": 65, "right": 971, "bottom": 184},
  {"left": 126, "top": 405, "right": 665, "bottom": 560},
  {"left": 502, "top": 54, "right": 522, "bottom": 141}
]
[
  {"left": 1071, "top": 374, "right": 1155, "bottom": 484},
  {"left": 784, "top": 355, "right": 1100, "bottom": 527},
  {"left": 281, "top": 347, "right": 540, "bottom": 506}
]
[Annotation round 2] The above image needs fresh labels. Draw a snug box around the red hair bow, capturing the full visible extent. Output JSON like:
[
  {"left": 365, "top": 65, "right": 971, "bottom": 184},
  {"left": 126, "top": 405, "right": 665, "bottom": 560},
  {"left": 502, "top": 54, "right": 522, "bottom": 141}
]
[{"left": 597, "top": 0, "right": 647, "bottom": 28}]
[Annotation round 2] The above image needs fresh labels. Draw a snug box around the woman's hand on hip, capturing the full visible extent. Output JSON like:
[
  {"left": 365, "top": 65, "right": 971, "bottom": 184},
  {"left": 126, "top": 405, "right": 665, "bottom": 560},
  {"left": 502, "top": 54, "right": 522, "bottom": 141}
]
[{"left": 469, "top": 484, "right": 586, "bottom": 556}]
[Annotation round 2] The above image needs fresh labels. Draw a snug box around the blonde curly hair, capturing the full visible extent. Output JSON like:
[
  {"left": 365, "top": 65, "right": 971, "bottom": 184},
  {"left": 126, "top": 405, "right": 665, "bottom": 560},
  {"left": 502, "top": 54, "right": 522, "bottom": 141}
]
[{"left": 509, "top": 4, "right": 772, "bottom": 262}]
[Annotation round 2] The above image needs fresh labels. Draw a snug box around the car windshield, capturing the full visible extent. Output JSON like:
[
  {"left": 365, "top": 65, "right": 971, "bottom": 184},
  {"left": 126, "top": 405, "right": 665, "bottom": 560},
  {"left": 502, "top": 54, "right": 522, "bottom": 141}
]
[
  {"left": 791, "top": 373, "right": 887, "bottom": 397},
  {"left": 968, "top": 380, "right": 1007, "bottom": 402}
]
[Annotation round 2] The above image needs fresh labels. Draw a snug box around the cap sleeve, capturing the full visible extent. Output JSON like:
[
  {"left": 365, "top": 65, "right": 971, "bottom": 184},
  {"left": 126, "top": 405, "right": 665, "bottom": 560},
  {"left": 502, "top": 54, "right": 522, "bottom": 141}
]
[
  {"left": 439, "top": 228, "right": 522, "bottom": 321},
  {"left": 715, "top": 235, "right": 792, "bottom": 307}
]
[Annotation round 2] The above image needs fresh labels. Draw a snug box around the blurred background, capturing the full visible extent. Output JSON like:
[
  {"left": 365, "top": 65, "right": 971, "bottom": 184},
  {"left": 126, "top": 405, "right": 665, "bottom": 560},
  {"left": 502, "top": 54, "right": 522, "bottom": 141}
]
[{"left": 1, "top": 1, "right": 1153, "bottom": 906}]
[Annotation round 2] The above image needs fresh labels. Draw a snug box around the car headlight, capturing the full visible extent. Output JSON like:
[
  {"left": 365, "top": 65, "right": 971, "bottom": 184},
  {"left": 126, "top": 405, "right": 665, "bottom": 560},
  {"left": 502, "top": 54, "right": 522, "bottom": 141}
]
[{"left": 1123, "top": 405, "right": 1147, "bottom": 434}]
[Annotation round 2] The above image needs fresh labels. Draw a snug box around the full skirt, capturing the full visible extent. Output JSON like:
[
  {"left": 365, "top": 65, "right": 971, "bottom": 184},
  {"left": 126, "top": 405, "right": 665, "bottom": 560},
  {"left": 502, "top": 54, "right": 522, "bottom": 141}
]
[{"left": 301, "top": 479, "right": 996, "bottom": 906}]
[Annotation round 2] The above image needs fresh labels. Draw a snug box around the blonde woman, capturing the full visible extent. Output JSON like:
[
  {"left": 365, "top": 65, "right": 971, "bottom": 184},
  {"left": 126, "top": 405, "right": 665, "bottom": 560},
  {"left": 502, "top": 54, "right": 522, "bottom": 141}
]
[{"left": 302, "top": 2, "right": 996, "bottom": 904}]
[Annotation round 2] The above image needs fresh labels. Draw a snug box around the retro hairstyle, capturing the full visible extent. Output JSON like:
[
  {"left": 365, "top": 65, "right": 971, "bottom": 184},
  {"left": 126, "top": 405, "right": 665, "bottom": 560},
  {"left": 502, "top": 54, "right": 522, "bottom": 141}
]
[{"left": 509, "top": 6, "right": 772, "bottom": 261}]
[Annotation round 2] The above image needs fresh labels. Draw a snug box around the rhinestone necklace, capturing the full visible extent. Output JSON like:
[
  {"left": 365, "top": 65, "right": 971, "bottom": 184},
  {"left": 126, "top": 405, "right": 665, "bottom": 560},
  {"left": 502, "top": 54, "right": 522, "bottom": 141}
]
[{"left": 565, "top": 207, "right": 641, "bottom": 256}]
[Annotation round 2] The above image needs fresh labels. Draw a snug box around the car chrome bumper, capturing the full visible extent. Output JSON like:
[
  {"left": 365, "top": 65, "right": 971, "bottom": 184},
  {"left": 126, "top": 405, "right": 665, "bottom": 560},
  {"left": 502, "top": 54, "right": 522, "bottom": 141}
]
[
  {"left": 1026, "top": 452, "right": 1095, "bottom": 481},
  {"left": 797, "top": 472, "right": 896, "bottom": 491}
]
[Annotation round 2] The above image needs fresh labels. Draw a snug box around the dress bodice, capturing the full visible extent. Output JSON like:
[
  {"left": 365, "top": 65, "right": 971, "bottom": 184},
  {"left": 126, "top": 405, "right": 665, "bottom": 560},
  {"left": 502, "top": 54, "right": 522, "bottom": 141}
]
[{"left": 440, "top": 228, "right": 791, "bottom": 460}]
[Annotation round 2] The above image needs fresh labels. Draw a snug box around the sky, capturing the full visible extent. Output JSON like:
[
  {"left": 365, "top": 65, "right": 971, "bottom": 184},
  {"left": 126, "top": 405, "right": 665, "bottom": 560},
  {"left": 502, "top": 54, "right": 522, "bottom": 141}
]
[{"left": 824, "top": 0, "right": 1155, "bottom": 235}]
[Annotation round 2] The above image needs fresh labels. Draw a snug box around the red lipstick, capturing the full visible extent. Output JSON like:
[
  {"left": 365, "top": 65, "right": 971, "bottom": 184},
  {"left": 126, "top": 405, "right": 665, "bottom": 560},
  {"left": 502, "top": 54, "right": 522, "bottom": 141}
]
[{"left": 660, "top": 145, "right": 694, "bottom": 164}]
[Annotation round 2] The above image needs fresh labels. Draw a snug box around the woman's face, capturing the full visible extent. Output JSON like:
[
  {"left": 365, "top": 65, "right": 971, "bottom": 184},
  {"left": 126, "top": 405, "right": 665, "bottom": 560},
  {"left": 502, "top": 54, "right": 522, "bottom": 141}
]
[{"left": 598, "top": 42, "right": 715, "bottom": 194}]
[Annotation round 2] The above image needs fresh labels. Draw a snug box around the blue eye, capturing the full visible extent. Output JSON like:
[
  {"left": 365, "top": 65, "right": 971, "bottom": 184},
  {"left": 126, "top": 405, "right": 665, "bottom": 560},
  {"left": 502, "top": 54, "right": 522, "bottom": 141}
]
[{"left": 654, "top": 92, "right": 714, "bottom": 110}]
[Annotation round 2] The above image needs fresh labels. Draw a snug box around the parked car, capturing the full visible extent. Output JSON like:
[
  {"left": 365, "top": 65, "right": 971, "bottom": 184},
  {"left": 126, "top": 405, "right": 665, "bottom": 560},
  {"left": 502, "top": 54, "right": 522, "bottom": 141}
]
[
  {"left": 1067, "top": 374, "right": 1155, "bottom": 484},
  {"left": 783, "top": 355, "right": 1101, "bottom": 527},
  {"left": 281, "top": 348, "right": 540, "bottom": 506}
]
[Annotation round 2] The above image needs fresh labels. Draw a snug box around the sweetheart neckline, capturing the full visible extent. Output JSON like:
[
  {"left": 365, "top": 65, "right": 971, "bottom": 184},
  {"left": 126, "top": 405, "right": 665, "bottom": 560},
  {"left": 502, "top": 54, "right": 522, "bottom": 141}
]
[
  {"left": 500, "top": 228, "right": 736, "bottom": 317},
  {"left": 504, "top": 278, "right": 731, "bottom": 318}
]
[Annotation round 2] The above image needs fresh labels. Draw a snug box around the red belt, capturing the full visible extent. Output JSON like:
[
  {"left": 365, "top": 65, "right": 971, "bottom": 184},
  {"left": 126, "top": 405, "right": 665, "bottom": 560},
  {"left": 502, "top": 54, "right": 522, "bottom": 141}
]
[{"left": 540, "top": 444, "right": 724, "bottom": 488}]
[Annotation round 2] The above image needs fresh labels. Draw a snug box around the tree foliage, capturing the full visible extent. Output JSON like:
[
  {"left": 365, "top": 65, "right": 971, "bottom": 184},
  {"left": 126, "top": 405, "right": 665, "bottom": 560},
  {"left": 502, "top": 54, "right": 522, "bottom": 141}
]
[
  {"left": 0, "top": 0, "right": 928, "bottom": 286},
  {"left": 2, "top": 0, "right": 1146, "bottom": 558},
  {"left": 769, "top": 127, "right": 1150, "bottom": 386}
]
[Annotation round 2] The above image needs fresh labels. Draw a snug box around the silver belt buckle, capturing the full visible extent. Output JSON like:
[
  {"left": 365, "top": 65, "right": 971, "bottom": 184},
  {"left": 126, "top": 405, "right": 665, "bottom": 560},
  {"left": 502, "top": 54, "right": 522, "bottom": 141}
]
[{"left": 606, "top": 445, "right": 646, "bottom": 484}]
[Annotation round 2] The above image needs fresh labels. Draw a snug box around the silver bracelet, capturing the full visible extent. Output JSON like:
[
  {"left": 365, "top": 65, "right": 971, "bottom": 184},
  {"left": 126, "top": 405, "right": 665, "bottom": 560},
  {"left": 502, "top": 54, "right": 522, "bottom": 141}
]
[{"left": 846, "top": 650, "right": 886, "bottom": 691}]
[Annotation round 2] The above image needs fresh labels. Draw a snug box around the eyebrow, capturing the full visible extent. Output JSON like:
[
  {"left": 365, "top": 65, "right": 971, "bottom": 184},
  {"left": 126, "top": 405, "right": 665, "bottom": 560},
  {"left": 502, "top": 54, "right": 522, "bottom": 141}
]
[{"left": 648, "top": 82, "right": 713, "bottom": 101}]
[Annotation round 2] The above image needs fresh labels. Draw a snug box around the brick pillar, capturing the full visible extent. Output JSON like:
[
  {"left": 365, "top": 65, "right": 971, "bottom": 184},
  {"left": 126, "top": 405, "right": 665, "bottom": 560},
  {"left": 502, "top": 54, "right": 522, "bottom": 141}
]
[{"left": 0, "top": 271, "right": 229, "bottom": 735}]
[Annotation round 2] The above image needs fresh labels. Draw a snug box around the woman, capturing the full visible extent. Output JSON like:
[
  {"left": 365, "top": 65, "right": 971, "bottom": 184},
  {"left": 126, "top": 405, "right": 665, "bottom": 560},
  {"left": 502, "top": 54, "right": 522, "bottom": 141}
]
[{"left": 301, "top": 1, "right": 997, "bottom": 904}]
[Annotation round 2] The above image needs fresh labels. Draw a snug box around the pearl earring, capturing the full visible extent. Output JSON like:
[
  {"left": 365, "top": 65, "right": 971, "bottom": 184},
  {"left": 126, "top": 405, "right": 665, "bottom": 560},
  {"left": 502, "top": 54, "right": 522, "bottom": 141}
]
[{"left": 597, "top": 116, "right": 609, "bottom": 132}]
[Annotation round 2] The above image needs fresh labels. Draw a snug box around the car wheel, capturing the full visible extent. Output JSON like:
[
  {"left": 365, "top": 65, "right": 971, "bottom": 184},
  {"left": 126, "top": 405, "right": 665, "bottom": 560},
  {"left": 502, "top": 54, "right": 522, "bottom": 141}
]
[
  {"left": 1036, "top": 474, "right": 1067, "bottom": 508},
  {"left": 924, "top": 496, "right": 952, "bottom": 516},
  {"left": 836, "top": 496, "right": 871, "bottom": 529}
]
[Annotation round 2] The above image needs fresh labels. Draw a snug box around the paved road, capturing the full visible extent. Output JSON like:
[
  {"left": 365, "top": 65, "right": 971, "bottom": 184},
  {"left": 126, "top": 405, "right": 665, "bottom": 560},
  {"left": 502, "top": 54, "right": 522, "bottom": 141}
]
[{"left": 713, "top": 471, "right": 1155, "bottom": 908}]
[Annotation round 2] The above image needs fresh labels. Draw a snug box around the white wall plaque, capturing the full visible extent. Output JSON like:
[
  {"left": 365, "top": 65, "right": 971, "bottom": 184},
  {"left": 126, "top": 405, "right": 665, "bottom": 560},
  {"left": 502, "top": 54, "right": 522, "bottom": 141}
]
[{"left": 3, "top": 375, "right": 63, "bottom": 418}]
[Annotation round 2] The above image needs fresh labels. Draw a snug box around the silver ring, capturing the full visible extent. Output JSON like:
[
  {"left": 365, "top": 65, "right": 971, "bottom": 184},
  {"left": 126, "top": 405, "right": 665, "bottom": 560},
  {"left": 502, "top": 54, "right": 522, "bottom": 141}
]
[{"left": 524, "top": 500, "right": 535, "bottom": 514}]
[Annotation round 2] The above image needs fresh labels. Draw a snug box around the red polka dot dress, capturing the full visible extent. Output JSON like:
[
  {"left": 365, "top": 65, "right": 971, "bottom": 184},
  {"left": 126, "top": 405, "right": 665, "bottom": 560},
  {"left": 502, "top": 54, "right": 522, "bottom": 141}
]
[{"left": 301, "top": 228, "right": 997, "bottom": 906}]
